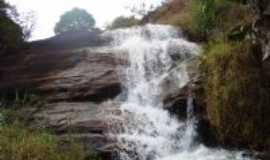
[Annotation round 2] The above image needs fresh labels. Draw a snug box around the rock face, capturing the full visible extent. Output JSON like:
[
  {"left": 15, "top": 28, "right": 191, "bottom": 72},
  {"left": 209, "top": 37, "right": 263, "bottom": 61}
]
[
  {"left": 250, "top": 1, "right": 270, "bottom": 63},
  {"left": 31, "top": 101, "right": 120, "bottom": 150},
  {"left": 249, "top": 0, "right": 270, "bottom": 111},
  {"left": 0, "top": 41, "right": 126, "bottom": 102},
  {"left": 0, "top": 29, "right": 199, "bottom": 159},
  {"left": 0, "top": 31, "right": 125, "bottom": 158}
]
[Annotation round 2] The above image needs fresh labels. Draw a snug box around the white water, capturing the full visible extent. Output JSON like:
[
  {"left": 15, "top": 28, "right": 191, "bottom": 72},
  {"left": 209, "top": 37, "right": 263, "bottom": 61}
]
[{"left": 103, "top": 24, "right": 251, "bottom": 160}]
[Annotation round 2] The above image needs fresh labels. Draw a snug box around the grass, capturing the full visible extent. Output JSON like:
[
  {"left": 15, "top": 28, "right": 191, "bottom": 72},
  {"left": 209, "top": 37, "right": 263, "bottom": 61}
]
[
  {"left": 0, "top": 92, "right": 100, "bottom": 160},
  {"left": 0, "top": 122, "right": 89, "bottom": 160},
  {"left": 200, "top": 39, "right": 270, "bottom": 150}
]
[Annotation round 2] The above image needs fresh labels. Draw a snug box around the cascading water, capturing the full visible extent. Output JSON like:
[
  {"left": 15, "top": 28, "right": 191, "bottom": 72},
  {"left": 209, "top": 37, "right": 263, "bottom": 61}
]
[{"left": 103, "top": 24, "right": 251, "bottom": 160}]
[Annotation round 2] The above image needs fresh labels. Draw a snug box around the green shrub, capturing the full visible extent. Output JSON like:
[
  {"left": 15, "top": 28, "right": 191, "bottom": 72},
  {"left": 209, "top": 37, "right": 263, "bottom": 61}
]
[
  {"left": 107, "top": 16, "right": 140, "bottom": 30},
  {"left": 200, "top": 40, "right": 270, "bottom": 149},
  {"left": 0, "top": 92, "right": 46, "bottom": 125},
  {"left": 190, "top": 0, "right": 217, "bottom": 38}
]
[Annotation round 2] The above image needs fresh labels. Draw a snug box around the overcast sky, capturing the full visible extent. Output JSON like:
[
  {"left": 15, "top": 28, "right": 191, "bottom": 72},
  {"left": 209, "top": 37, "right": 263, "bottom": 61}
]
[{"left": 7, "top": 0, "right": 163, "bottom": 40}]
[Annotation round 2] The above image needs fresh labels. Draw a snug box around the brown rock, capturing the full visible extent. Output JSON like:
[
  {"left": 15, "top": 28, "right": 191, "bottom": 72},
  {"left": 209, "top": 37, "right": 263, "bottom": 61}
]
[
  {"left": 31, "top": 102, "right": 120, "bottom": 151},
  {"left": 0, "top": 47, "right": 126, "bottom": 102}
]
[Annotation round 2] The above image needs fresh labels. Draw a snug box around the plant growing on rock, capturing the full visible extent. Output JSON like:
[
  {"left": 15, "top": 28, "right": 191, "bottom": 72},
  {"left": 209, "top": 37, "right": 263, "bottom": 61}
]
[
  {"left": 0, "top": 122, "right": 89, "bottom": 160},
  {"left": 148, "top": 0, "right": 254, "bottom": 41},
  {"left": 200, "top": 39, "right": 270, "bottom": 150}
]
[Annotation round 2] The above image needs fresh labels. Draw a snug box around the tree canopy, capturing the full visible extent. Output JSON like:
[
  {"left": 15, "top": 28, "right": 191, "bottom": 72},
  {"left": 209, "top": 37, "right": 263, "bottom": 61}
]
[
  {"left": 0, "top": 0, "right": 24, "bottom": 55},
  {"left": 107, "top": 16, "right": 139, "bottom": 30},
  {"left": 54, "top": 8, "right": 96, "bottom": 34}
]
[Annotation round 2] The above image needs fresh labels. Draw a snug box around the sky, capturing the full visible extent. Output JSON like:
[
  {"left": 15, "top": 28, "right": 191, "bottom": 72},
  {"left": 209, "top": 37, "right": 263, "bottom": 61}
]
[{"left": 6, "top": 0, "right": 163, "bottom": 41}]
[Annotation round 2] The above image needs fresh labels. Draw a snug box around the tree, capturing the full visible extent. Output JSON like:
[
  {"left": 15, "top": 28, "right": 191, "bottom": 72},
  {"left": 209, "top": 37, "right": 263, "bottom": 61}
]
[
  {"left": 54, "top": 8, "right": 96, "bottom": 34},
  {"left": 0, "top": 0, "right": 35, "bottom": 55},
  {"left": 0, "top": 0, "right": 25, "bottom": 55},
  {"left": 127, "top": 0, "right": 155, "bottom": 17},
  {"left": 107, "top": 16, "right": 139, "bottom": 30},
  {"left": 8, "top": 8, "right": 36, "bottom": 40}
]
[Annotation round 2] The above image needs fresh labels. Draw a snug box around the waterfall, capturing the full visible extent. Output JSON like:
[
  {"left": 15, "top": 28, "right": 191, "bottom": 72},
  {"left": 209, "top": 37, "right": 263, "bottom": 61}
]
[{"left": 103, "top": 24, "right": 251, "bottom": 160}]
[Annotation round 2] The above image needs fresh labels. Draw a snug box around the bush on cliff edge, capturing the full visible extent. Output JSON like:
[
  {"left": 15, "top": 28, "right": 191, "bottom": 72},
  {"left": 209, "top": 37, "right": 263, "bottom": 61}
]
[{"left": 149, "top": 0, "right": 254, "bottom": 41}]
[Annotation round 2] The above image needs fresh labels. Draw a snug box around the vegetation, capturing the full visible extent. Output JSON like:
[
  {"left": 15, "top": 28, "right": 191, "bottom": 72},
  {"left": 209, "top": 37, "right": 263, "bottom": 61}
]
[
  {"left": 128, "top": 0, "right": 156, "bottom": 17},
  {"left": 193, "top": 0, "right": 270, "bottom": 150},
  {"left": 54, "top": 8, "right": 96, "bottom": 34},
  {"left": 148, "top": 0, "right": 270, "bottom": 150},
  {"left": 200, "top": 40, "right": 270, "bottom": 149},
  {"left": 0, "top": 123, "right": 88, "bottom": 160},
  {"left": 0, "top": 0, "right": 35, "bottom": 56},
  {"left": 107, "top": 16, "right": 139, "bottom": 30},
  {"left": 150, "top": 0, "right": 254, "bottom": 41},
  {"left": 0, "top": 0, "right": 24, "bottom": 55},
  {"left": 0, "top": 92, "right": 99, "bottom": 160},
  {"left": 0, "top": 92, "right": 46, "bottom": 124}
]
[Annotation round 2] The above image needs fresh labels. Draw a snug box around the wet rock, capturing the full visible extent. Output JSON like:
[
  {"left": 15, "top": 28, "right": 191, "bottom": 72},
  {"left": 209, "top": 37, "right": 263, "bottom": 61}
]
[
  {"left": 162, "top": 58, "right": 200, "bottom": 119},
  {"left": 254, "top": 151, "right": 270, "bottom": 160},
  {"left": 163, "top": 85, "right": 188, "bottom": 119}
]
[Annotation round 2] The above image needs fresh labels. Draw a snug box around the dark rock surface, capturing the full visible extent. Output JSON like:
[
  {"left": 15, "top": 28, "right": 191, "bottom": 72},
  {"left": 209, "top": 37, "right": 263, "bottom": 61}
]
[
  {"left": 162, "top": 58, "right": 201, "bottom": 119},
  {"left": 250, "top": 1, "right": 270, "bottom": 60},
  {"left": 0, "top": 46, "right": 126, "bottom": 102},
  {"left": 250, "top": 0, "right": 270, "bottom": 114},
  {"left": 30, "top": 29, "right": 108, "bottom": 50},
  {"left": 31, "top": 102, "right": 120, "bottom": 150}
]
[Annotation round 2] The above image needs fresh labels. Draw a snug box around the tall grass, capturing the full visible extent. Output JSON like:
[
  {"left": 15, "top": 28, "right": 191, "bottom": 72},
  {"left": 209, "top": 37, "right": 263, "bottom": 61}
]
[
  {"left": 0, "top": 92, "right": 99, "bottom": 160},
  {"left": 200, "top": 40, "right": 270, "bottom": 149},
  {"left": 0, "top": 123, "right": 89, "bottom": 160}
]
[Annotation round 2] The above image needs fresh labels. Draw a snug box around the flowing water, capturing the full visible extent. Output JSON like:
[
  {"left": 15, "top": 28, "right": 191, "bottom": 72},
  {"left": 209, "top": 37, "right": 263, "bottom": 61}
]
[{"left": 103, "top": 24, "right": 251, "bottom": 160}]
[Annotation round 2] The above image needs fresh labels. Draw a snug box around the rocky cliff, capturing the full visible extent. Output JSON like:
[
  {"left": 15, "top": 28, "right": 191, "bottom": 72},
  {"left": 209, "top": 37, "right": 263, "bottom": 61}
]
[
  {"left": 0, "top": 29, "right": 189, "bottom": 159},
  {"left": 0, "top": 30, "right": 125, "bottom": 158}
]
